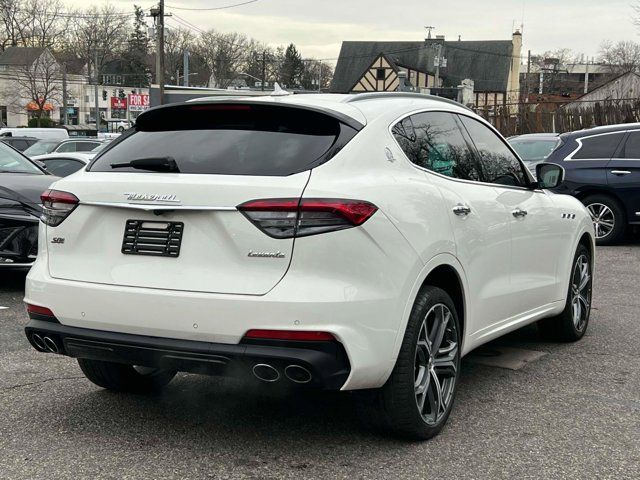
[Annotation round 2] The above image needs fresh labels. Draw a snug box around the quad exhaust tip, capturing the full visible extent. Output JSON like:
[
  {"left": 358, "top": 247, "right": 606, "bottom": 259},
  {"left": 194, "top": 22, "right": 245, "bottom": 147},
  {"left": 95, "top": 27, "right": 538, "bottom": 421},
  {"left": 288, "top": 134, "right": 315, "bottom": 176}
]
[
  {"left": 284, "top": 365, "right": 312, "bottom": 384},
  {"left": 30, "top": 333, "right": 60, "bottom": 353},
  {"left": 252, "top": 364, "right": 280, "bottom": 382},
  {"left": 31, "top": 333, "right": 46, "bottom": 352},
  {"left": 43, "top": 336, "right": 59, "bottom": 354}
]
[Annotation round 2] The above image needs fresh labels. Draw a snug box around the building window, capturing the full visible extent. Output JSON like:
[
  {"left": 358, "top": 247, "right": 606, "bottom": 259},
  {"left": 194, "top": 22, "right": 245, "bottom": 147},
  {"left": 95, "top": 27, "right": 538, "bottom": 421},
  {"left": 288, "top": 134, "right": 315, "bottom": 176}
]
[
  {"left": 376, "top": 68, "right": 386, "bottom": 80},
  {"left": 0, "top": 106, "right": 7, "bottom": 126}
]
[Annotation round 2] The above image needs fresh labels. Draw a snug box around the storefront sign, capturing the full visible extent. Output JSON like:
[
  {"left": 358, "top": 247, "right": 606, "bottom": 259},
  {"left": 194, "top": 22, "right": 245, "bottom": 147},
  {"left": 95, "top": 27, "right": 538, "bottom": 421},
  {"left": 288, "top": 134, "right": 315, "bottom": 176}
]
[
  {"left": 111, "top": 97, "right": 128, "bottom": 110},
  {"left": 128, "top": 94, "right": 150, "bottom": 112}
]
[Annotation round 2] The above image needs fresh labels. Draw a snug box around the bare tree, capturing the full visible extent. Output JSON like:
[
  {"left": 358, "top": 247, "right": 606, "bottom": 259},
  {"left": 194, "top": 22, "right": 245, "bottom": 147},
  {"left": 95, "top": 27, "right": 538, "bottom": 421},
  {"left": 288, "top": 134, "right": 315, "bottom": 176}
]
[
  {"left": 0, "top": 0, "right": 68, "bottom": 50},
  {"left": 164, "top": 26, "right": 195, "bottom": 85},
  {"left": 4, "top": 49, "right": 61, "bottom": 125},
  {"left": 65, "top": 5, "right": 129, "bottom": 82},
  {"left": 196, "top": 30, "right": 248, "bottom": 88},
  {"left": 598, "top": 40, "right": 640, "bottom": 73}
]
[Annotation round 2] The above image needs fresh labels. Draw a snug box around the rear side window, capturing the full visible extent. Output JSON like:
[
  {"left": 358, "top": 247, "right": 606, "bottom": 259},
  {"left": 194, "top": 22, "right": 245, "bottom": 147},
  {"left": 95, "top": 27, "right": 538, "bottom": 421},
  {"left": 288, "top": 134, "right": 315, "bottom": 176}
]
[
  {"left": 90, "top": 104, "right": 357, "bottom": 176},
  {"left": 621, "top": 131, "right": 640, "bottom": 159},
  {"left": 572, "top": 133, "right": 625, "bottom": 160},
  {"left": 392, "top": 111, "right": 482, "bottom": 181}
]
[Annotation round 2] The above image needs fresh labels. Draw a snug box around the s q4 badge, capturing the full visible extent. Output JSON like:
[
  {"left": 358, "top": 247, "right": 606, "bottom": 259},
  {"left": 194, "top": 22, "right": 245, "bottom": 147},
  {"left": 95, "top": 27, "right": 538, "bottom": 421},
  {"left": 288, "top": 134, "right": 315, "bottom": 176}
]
[{"left": 51, "top": 237, "right": 65, "bottom": 244}]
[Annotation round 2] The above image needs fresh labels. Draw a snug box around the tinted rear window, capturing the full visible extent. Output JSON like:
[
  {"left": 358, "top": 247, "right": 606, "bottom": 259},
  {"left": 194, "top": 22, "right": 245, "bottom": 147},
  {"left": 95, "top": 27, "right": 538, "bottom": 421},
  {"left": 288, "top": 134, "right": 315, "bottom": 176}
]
[{"left": 90, "top": 104, "right": 354, "bottom": 176}]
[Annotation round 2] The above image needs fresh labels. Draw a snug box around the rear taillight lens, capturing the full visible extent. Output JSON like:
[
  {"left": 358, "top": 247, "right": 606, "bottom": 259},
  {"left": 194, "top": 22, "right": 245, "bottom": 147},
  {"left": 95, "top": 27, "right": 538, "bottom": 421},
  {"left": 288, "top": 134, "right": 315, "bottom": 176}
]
[
  {"left": 244, "top": 329, "right": 335, "bottom": 341},
  {"left": 25, "top": 303, "right": 55, "bottom": 317},
  {"left": 237, "top": 198, "right": 378, "bottom": 238},
  {"left": 40, "top": 189, "right": 79, "bottom": 227}
]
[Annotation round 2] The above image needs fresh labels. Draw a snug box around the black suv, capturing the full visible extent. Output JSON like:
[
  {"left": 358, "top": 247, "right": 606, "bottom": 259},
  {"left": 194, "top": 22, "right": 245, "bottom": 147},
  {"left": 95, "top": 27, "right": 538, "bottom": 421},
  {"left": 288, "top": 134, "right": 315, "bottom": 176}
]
[{"left": 546, "top": 124, "right": 640, "bottom": 245}]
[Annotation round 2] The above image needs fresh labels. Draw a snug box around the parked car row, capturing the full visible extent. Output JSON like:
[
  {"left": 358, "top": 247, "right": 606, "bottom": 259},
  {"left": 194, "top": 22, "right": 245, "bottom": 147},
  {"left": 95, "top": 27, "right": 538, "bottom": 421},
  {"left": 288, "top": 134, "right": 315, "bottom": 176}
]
[
  {"left": 509, "top": 124, "right": 640, "bottom": 245},
  {"left": 18, "top": 93, "right": 595, "bottom": 441}
]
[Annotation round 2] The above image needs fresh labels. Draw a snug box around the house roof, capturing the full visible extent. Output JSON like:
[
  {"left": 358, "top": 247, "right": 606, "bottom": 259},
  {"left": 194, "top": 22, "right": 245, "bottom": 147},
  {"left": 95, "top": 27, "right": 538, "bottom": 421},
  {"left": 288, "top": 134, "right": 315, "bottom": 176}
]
[
  {"left": 0, "top": 46, "right": 46, "bottom": 66},
  {"left": 331, "top": 39, "right": 514, "bottom": 93}
]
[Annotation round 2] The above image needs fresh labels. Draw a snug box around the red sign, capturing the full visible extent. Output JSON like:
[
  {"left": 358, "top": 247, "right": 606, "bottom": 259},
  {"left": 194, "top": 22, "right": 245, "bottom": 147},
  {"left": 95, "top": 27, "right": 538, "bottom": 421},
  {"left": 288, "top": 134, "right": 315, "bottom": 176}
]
[
  {"left": 128, "top": 93, "right": 150, "bottom": 112},
  {"left": 111, "top": 97, "right": 127, "bottom": 110}
]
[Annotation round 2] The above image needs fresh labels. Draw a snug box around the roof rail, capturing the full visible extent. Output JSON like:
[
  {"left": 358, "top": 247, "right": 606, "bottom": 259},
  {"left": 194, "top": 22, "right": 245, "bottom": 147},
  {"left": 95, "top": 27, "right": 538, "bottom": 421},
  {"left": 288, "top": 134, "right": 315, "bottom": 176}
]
[{"left": 343, "top": 92, "right": 470, "bottom": 110}]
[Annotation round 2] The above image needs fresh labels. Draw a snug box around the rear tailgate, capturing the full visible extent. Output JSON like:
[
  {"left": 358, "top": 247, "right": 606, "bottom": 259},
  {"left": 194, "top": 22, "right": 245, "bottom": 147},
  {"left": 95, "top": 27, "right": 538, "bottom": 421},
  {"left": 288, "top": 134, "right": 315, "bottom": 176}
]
[
  {"left": 46, "top": 172, "right": 309, "bottom": 295},
  {"left": 45, "top": 101, "right": 361, "bottom": 295}
]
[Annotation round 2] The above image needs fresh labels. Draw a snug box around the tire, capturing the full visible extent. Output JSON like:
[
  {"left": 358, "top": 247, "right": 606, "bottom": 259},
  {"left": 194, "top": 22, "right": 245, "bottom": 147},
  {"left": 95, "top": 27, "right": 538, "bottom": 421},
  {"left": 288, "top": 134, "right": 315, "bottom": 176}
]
[
  {"left": 355, "top": 286, "right": 461, "bottom": 440},
  {"left": 77, "top": 359, "right": 176, "bottom": 393},
  {"left": 582, "top": 194, "right": 625, "bottom": 245},
  {"left": 538, "top": 244, "right": 592, "bottom": 342}
]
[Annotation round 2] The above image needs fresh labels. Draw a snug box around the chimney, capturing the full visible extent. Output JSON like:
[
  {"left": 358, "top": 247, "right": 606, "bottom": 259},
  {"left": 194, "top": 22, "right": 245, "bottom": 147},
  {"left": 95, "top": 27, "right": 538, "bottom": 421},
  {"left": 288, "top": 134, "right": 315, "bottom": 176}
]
[{"left": 508, "top": 29, "right": 523, "bottom": 107}]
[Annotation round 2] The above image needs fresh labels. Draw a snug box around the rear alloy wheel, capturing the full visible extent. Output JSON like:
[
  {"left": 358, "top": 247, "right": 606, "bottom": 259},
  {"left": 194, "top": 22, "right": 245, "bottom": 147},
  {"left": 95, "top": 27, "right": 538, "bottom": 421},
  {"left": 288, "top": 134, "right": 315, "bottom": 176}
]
[
  {"left": 538, "top": 244, "right": 592, "bottom": 342},
  {"left": 583, "top": 194, "right": 625, "bottom": 245},
  {"left": 355, "top": 286, "right": 461, "bottom": 440}
]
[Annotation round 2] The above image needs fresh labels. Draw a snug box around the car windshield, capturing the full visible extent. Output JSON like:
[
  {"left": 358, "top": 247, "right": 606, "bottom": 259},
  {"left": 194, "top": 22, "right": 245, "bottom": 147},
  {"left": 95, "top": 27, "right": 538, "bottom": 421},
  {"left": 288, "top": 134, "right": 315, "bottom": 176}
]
[
  {"left": 508, "top": 138, "right": 560, "bottom": 162},
  {"left": 0, "top": 142, "right": 43, "bottom": 174},
  {"left": 24, "top": 140, "right": 59, "bottom": 156}
]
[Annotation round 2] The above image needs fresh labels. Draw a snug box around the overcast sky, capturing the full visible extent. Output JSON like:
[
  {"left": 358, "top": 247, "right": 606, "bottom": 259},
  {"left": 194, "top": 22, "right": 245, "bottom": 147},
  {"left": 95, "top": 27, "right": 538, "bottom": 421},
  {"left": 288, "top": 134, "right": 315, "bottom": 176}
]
[{"left": 89, "top": 0, "right": 638, "bottom": 63}]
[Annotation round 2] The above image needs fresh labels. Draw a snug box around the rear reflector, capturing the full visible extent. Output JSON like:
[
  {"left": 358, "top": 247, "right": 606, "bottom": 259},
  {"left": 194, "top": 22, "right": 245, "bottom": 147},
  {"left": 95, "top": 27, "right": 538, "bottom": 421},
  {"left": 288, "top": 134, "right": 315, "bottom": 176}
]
[
  {"left": 238, "top": 198, "right": 377, "bottom": 239},
  {"left": 40, "top": 189, "right": 79, "bottom": 227},
  {"left": 25, "top": 303, "right": 55, "bottom": 317},
  {"left": 244, "top": 329, "right": 335, "bottom": 341}
]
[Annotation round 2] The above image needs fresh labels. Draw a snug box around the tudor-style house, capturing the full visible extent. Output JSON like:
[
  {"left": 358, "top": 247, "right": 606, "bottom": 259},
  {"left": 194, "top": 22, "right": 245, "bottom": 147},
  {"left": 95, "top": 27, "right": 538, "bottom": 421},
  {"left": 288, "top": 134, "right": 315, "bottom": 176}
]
[{"left": 331, "top": 31, "right": 522, "bottom": 111}]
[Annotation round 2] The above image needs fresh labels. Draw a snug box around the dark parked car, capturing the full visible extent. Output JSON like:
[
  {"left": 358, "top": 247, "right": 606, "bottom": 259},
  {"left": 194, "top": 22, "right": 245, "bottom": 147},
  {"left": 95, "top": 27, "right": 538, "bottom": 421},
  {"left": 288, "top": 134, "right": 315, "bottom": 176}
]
[
  {"left": 508, "top": 133, "right": 561, "bottom": 174},
  {"left": 1, "top": 136, "right": 39, "bottom": 152},
  {"left": 0, "top": 142, "right": 58, "bottom": 267},
  {"left": 545, "top": 123, "right": 640, "bottom": 244}
]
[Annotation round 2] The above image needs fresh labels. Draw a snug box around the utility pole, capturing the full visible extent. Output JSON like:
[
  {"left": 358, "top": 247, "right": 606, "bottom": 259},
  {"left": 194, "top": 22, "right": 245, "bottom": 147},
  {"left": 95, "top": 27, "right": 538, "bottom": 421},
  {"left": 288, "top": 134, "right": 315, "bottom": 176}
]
[
  {"left": 526, "top": 50, "right": 531, "bottom": 101},
  {"left": 317, "top": 60, "right": 322, "bottom": 92},
  {"left": 434, "top": 43, "right": 442, "bottom": 87},
  {"left": 62, "top": 63, "right": 68, "bottom": 125},
  {"left": 94, "top": 50, "right": 100, "bottom": 129},
  {"left": 261, "top": 50, "right": 266, "bottom": 91},
  {"left": 183, "top": 50, "right": 189, "bottom": 87},
  {"left": 584, "top": 59, "right": 590, "bottom": 94},
  {"left": 151, "top": 1, "right": 167, "bottom": 104}
]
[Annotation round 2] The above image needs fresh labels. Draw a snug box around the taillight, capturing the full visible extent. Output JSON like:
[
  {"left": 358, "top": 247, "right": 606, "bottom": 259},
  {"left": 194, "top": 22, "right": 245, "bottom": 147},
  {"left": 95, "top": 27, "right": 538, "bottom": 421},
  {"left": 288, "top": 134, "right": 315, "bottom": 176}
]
[
  {"left": 237, "top": 198, "right": 378, "bottom": 238},
  {"left": 25, "top": 303, "right": 55, "bottom": 317},
  {"left": 244, "top": 329, "right": 335, "bottom": 341},
  {"left": 40, "top": 189, "right": 79, "bottom": 227}
]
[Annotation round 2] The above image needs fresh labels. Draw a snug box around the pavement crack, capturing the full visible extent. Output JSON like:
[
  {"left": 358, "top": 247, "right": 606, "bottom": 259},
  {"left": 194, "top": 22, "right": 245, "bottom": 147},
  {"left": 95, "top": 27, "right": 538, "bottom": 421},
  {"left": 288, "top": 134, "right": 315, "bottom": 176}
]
[{"left": 0, "top": 375, "right": 84, "bottom": 392}]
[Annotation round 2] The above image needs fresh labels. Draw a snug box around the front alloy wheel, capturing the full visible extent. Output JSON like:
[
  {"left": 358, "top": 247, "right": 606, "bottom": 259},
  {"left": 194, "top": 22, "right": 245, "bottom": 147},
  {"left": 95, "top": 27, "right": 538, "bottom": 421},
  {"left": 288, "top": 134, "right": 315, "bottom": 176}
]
[
  {"left": 414, "top": 304, "right": 458, "bottom": 425},
  {"left": 586, "top": 203, "right": 615, "bottom": 240},
  {"left": 570, "top": 254, "right": 591, "bottom": 333}
]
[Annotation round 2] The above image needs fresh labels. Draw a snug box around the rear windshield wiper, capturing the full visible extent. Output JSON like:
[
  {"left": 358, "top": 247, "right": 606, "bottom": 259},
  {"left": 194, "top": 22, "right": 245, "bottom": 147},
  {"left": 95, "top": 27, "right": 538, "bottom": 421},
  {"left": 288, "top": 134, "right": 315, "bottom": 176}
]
[{"left": 110, "top": 157, "right": 180, "bottom": 173}]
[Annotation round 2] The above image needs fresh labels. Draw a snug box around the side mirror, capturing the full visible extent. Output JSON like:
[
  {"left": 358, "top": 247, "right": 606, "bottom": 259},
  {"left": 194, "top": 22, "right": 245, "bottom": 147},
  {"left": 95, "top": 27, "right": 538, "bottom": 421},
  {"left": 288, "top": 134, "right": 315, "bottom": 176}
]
[{"left": 536, "top": 163, "right": 564, "bottom": 189}]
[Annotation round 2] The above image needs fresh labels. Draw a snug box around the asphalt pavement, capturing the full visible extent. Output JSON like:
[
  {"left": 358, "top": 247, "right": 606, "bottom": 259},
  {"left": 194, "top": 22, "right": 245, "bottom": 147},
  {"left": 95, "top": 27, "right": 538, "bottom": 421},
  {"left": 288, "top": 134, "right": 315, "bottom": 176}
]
[{"left": 1, "top": 242, "right": 639, "bottom": 479}]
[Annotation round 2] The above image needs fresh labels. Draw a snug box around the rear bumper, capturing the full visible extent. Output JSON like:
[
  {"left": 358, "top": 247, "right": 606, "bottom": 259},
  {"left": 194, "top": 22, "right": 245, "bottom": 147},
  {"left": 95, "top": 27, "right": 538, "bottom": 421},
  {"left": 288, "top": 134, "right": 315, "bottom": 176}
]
[{"left": 25, "top": 319, "right": 350, "bottom": 390}]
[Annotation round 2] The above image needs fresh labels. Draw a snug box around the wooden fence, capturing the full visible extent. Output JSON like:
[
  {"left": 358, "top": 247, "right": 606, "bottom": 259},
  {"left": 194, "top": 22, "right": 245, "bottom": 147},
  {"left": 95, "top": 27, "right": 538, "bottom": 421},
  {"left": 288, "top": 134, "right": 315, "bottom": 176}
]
[{"left": 477, "top": 100, "right": 640, "bottom": 137}]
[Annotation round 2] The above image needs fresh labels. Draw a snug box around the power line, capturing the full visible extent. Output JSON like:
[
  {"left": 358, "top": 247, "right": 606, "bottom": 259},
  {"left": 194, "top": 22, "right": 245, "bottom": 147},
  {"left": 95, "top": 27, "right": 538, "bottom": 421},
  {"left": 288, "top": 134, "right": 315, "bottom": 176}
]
[{"left": 165, "top": 0, "right": 259, "bottom": 11}]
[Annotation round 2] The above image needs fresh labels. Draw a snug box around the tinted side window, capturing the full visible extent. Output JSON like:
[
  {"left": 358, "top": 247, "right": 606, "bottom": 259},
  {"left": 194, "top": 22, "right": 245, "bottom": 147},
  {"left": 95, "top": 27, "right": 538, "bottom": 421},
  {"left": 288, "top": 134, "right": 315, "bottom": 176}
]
[
  {"left": 622, "top": 131, "right": 640, "bottom": 159},
  {"left": 459, "top": 115, "right": 527, "bottom": 187},
  {"left": 56, "top": 142, "right": 76, "bottom": 153},
  {"left": 77, "top": 141, "right": 100, "bottom": 152},
  {"left": 43, "top": 158, "right": 84, "bottom": 177},
  {"left": 392, "top": 112, "right": 481, "bottom": 181},
  {"left": 572, "top": 133, "right": 624, "bottom": 160}
]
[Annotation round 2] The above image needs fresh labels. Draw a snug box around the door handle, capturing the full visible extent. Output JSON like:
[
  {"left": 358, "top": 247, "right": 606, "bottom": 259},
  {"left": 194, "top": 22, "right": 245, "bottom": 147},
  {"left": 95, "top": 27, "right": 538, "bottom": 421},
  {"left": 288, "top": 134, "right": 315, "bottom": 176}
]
[
  {"left": 610, "top": 170, "right": 631, "bottom": 176},
  {"left": 512, "top": 208, "right": 528, "bottom": 218},
  {"left": 452, "top": 204, "right": 471, "bottom": 216}
]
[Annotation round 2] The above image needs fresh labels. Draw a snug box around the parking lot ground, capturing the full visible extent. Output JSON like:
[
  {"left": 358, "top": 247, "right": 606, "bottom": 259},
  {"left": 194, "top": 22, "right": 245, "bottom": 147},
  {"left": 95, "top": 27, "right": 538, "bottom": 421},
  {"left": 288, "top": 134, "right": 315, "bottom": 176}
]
[{"left": 1, "top": 243, "right": 639, "bottom": 480}]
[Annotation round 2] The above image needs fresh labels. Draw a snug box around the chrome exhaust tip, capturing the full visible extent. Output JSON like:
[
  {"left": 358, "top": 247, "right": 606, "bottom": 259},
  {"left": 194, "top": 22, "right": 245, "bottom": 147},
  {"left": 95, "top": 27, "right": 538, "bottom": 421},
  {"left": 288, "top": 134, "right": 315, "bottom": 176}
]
[
  {"left": 284, "top": 365, "right": 312, "bottom": 384},
  {"left": 252, "top": 364, "right": 280, "bottom": 382},
  {"left": 31, "top": 333, "right": 46, "bottom": 352},
  {"left": 43, "top": 336, "right": 59, "bottom": 354}
]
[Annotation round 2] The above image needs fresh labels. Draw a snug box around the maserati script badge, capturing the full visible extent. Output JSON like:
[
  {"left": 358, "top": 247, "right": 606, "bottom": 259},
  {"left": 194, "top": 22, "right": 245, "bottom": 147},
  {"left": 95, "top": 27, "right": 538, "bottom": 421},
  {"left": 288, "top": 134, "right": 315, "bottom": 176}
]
[
  {"left": 248, "top": 250, "right": 286, "bottom": 259},
  {"left": 124, "top": 193, "right": 180, "bottom": 203}
]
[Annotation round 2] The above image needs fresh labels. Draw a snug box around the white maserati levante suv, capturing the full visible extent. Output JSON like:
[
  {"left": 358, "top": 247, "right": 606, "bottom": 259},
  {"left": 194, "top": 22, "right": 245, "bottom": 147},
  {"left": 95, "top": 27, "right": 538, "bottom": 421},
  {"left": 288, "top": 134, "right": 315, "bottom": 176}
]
[{"left": 24, "top": 93, "right": 594, "bottom": 439}]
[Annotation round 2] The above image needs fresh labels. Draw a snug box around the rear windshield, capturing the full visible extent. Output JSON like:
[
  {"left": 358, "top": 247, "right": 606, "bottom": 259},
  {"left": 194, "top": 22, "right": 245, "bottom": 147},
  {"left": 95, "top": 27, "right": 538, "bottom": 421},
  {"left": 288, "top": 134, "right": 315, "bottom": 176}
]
[
  {"left": 508, "top": 138, "right": 560, "bottom": 162},
  {"left": 89, "top": 103, "right": 355, "bottom": 176}
]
